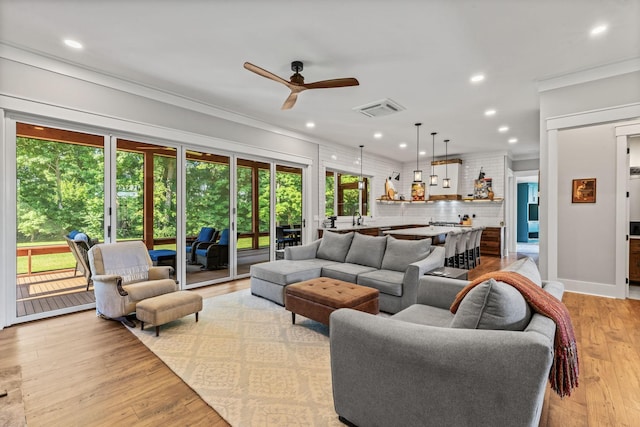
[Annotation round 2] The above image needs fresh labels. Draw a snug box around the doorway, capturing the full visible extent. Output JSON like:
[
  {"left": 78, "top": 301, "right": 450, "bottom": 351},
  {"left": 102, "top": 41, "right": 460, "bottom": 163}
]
[{"left": 515, "top": 171, "right": 539, "bottom": 256}]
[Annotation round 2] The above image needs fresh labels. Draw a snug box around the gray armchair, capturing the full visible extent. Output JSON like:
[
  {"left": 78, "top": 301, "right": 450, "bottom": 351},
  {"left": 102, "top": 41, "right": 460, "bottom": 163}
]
[
  {"left": 330, "top": 257, "right": 564, "bottom": 427},
  {"left": 88, "top": 241, "right": 177, "bottom": 325}
]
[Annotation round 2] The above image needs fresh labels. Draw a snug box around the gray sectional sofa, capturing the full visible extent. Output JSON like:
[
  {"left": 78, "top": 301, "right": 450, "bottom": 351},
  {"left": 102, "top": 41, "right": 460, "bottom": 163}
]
[
  {"left": 330, "top": 257, "right": 563, "bottom": 427},
  {"left": 250, "top": 231, "right": 445, "bottom": 313}
]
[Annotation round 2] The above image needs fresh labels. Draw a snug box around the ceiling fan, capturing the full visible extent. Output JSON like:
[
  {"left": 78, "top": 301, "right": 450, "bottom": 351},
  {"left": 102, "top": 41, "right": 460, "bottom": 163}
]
[{"left": 243, "top": 61, "right": 359, "bottom": 110}]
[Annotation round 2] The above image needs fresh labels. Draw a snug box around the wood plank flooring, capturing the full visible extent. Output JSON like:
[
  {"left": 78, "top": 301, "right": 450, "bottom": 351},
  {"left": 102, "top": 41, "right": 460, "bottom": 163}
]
[{"left": 1, "top": 254, "right": 639, "bottom": 426}]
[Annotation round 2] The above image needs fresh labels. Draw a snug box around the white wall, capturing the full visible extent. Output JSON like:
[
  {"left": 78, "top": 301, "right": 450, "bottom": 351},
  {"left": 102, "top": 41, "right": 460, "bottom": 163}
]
[
  {"left": 540, "top": 67, "right": 640, "bottom": 296},
  {"left": 556, "top": 124, "right": 617, "bottom": 285}
]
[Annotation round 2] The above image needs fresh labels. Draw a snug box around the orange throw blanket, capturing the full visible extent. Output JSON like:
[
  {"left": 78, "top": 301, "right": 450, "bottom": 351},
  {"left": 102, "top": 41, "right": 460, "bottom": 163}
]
[{"left": 450, "top": 271, "right": 579, "bottom": 398}]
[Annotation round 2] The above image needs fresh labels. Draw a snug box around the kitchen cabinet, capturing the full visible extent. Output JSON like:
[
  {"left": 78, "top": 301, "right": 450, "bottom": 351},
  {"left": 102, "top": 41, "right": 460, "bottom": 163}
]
[
  {"left": 480, "top": 226, "right": 504, "bottom": 257},
  {"left": 629, "top": 239, "right": 640, "bottom": 282}
]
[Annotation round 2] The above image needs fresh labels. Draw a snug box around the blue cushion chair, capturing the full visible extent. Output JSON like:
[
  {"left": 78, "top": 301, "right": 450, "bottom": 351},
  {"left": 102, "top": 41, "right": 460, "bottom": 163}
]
[
  {"left": 186, "top": 227, "right": 216, "bottom": 264},
  {"left": 196, "top": 228, "right": 230, "bottom": 270}
]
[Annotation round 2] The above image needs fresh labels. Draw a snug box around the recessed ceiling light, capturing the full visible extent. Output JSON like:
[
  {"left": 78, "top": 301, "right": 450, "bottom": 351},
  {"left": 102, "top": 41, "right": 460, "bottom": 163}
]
[
  {"left": 305, "top": 121, "right": 315, "bottom": 128},
  {"left": 498, "top": 126, "right": 509, "bottom": 133},
  {"left": 419, "top": 151, "right": 426, "bottom": 156},
  {"left": 64, "top": 39, "right": 83, "bottom": 49},
  {"left": 508, "top": 138, "right": 518, "bottom": 144},
  {"left": 590, "top": 24, "right": 608, "bottom": 37},
  {"left": 331, "top": 154, "right": 337, "bottom": 160},
  {"left": 470, "top": 74, "right": 485, "bottom": 83},
  {"left": 484, "top": 109, "right": 496, "bottom": 116},
  {"left": 373, "top": 132, "right": 383, "bottom": 139},
  {"left": 399, "top": 142, "right": 407, "bottom": 148}
]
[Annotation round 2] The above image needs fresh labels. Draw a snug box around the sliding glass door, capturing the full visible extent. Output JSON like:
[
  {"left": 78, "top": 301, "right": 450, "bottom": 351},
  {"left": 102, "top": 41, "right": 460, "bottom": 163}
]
[
  {"left": 10, "top": 119, "right": 309, "bottom": 323},
  {"left": 184, "top": 150, "right": 231, "bottom": 286},
  {"left": 236, "top": 158, "right": 271, "bottom": 276},
  {"left": 15, "top": 122, "right": 105, "bottom": 318}
]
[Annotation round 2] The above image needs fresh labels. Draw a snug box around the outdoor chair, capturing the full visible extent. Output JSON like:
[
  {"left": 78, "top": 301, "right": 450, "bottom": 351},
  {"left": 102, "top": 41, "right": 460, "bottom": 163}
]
[
  {"left": 196, "top": 228, "right": 230, "bottom": 270},
  {"left": 186, "top": 227, "right": 216, "bottom": 264},
  {"left": 64, "top": 230, "right": 97, "bottom": 290},
  {"left": 276, "top": 226, "right": 295, "bottom": 249}
]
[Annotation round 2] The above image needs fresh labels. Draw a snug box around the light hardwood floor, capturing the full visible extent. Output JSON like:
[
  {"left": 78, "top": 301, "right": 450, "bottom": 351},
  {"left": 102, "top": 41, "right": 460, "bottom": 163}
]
[{"left": 1, "top": 255, "right": 639, "bottom": 426}]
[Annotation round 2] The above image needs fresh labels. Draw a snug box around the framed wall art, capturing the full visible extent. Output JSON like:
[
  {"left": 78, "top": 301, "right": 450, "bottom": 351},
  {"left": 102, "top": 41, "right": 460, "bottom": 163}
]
[{"left": 572, "top": 178, "right": 596, "bottom": 203}]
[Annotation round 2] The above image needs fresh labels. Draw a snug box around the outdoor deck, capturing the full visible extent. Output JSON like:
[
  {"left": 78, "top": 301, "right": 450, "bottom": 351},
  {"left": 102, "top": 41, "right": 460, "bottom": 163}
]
[{"left": 16, "top": 270, "right": 95, "bottom": 317}]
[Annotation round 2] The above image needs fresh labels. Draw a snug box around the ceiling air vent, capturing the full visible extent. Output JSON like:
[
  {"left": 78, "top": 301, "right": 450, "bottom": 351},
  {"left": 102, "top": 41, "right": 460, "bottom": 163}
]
[{"left": 354, "top": 99, "right": 405, "bottom": 118}]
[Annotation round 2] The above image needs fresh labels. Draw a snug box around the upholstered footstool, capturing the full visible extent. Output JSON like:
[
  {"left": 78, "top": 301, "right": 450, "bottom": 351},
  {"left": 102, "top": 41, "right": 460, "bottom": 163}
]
[
  {"left": 136, "top": 291, "right": 203, "bottom": 336},
  {"left": 285, "top": 277, "right": 379, "bottom": 326}
]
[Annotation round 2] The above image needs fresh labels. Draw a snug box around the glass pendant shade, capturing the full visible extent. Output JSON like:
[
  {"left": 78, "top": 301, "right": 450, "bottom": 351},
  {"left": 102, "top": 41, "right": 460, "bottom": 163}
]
[
  {"left": 442, "top": 139, "right": 450, "bottom": 188},
  {"left": 358, "top": 180, "right": 364, "bottom": 190},
  {"left": 413, "top": 123, "right": 423, "bottom": 182},
  {"left": 429, "top": 132, "right": 438, "bottom": 186}
]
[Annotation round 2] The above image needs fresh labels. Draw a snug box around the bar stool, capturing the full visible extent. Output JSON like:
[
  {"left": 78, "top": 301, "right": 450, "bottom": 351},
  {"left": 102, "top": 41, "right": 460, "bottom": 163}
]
[
  {"left": 466, "top": 228, "right": 480, "bottom": 269},
  {"left": 455, "top": 229, "right": 471, "bottom": 269},
  {"left": 443, "top": 231, "right": 459, "bottom": 268},
  {"left": 474, "top": 226, "right": 485, "bottom": 266}
]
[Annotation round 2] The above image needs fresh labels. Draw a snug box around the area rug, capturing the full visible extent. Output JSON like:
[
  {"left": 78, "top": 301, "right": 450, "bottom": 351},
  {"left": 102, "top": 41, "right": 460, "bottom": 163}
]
[
  {"left": 128, "top": 289, "right": 342, "bottom": 427},
  {"left": 0, "top": 366, "right": 27, "bottom": 427}
]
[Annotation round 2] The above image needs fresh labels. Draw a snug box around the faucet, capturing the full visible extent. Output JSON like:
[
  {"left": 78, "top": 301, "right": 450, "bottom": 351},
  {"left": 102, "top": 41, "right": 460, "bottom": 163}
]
[{"left": 352, "top": 211, "right": 362, "bottom": 226}]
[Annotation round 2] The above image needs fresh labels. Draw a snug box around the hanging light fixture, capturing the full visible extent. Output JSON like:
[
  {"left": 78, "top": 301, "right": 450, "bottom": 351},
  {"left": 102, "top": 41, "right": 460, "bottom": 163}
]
[
  {"left": 429, "top": 132, "right": 438, "bottom": 186},
  {"left": 413, "top": 123, "right": 423, "bottom": 182},
  {"left": 443, "top": 139, "right": 451, "bottom": 188},
  {"left": 358, "top": 144, "right": 365, "bottom": 190}
]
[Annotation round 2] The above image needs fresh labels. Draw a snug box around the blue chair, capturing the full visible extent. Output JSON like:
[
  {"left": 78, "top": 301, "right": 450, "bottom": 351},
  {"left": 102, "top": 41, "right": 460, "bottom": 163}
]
[
  {"left": 196, "top": 228, "right": 230, "bottom": 270},
  {"left": 186, "top": 227, "right": 216, "bottom": 264}
]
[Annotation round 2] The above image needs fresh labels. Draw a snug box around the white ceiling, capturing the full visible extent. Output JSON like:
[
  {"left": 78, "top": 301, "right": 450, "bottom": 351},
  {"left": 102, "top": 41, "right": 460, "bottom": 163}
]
[{"left": 1, "top": 0, "right": 639, "bottom": 162}]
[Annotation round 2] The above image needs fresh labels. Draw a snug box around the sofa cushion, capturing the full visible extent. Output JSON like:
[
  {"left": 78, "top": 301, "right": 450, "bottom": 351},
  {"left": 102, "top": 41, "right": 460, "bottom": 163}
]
[
  {"left": 250, "top": 259, "right": 337, "bottom": 285},
  {"left": 316, "top": 231, "right": 354, "bottom": 263},
  {"left": 502, "top": 256, "right": 542, "bottom": 287},
  {"left": 450, "top": 278, "right": 533, "bottom": 331},
  {"left": 322, "top": 263, "right": 378, "bottom": 283},
  {"left": 392, "top": 304, "right": 454, "bottom": 327},
  {"left": 357, "top": 269, "right": 405, "bottom": 297},
  {"left": 380, "top": 236, "right": 432, "bottom": 272},
  {"left": 345, "top": 233, "right": 388, "bottom": 269}
]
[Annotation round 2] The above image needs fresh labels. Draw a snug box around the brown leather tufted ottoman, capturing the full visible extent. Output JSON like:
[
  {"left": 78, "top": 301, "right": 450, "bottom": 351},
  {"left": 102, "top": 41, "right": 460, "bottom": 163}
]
[{"left": 285, "top": 277, "right": 379, "bottom": 326}]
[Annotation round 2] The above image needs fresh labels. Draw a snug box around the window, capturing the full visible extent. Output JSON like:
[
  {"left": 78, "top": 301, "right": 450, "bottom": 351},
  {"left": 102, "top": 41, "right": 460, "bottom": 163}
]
[{"left": 325, "top": 171, "right": 369, "bottom": 217}]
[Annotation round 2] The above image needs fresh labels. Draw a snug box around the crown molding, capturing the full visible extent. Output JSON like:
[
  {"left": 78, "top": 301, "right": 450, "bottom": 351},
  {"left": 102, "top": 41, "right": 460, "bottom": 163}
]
[
  {"left": 0, "top": 43, "right": 328, "bottom": 147},
  {"left": 537, "top": 57, "right": 640, "bottom": 93}
]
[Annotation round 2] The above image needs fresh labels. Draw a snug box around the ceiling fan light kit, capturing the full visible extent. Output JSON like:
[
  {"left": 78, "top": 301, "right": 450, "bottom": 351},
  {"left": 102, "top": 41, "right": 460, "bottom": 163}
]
[{"left": 243, "top": 61, "right": 359, "bottom": 110}]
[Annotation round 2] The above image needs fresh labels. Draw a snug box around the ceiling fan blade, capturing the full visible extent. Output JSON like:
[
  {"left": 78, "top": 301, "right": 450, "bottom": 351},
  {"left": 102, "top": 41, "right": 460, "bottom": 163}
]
[
  {"left": 281, "top": 91, "right": 299, "bottom": 110},
  {"left": 304, "top": 78, "right": 360, "bottom": 89},
  {"left": 244, "top": 62, "right": 290, "bottom": 86}
]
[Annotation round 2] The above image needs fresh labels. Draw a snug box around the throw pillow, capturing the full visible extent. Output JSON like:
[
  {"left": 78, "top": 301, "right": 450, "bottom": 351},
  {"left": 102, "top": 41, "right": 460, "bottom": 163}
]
[
  {"left": 316, "top": 231, "right": 355, "bottom": 262},
  {"left": 502, "top": 257, "right": 542, "bottom": 287},
  {"left": 380, "top": 236, "right": 431, "bottom": 272},
  {"left": 345, "top": 233, "right": 388, "bottom": 268},
  {"left": 450, "top": 278, "right": 533, "bottom": 330}
]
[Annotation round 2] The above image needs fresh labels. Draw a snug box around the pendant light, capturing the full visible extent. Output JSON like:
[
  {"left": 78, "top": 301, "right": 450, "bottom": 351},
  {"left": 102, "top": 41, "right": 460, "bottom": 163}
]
[
  {"left": 429, "top": 132, "right": 438, "bottom": 186},
  {"left": 358, "top": 144, "right": 365, "bottom": 190},
  {"left": 442, "top": 139, "right": 451, "bottom": 188},
  {"left": 413, "top": 123, "right": 423, "bottom": 182}
]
